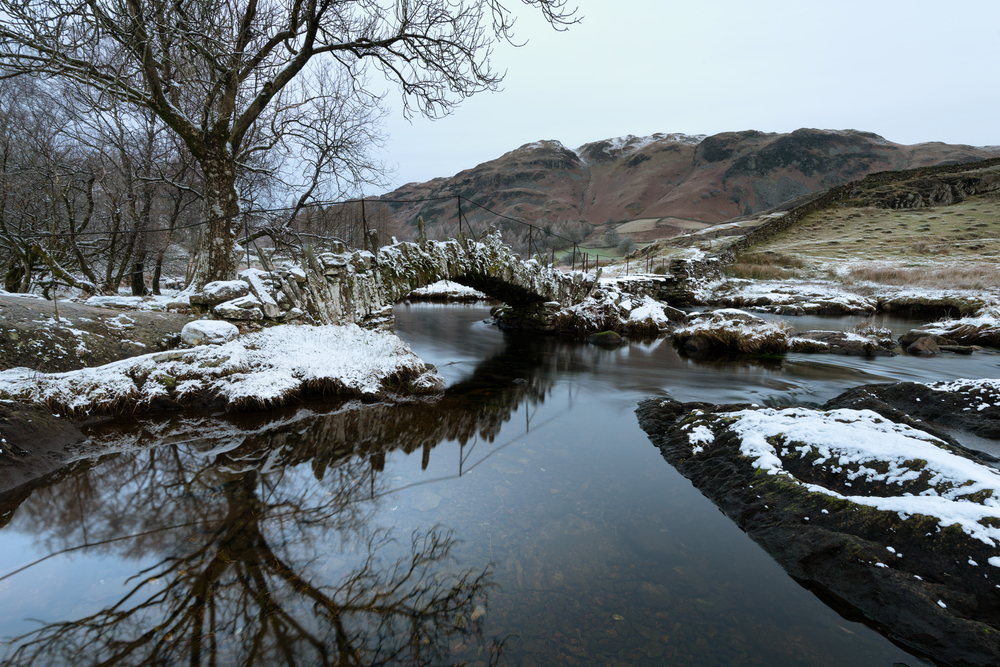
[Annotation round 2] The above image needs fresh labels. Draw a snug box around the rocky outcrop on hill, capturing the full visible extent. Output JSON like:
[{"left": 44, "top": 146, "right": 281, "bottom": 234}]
[{"left": 381, "top": 130, "right": 1000, "bottom": 238}]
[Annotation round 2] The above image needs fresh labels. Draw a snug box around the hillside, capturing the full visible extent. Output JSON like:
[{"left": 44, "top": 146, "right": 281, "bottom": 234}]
[{"left": 380, "top": 129, "right": 1000, "bottom": 243}]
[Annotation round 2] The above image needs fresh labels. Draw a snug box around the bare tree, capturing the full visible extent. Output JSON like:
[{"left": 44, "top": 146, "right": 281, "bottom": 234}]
[
  {"left": 0, "top": 77, "right": 206, "bottom": 296},
  {"left": 0, "top": 0, "right": 578, "bottom": 290},
  {"left": 283, "top": 199, "right": 401, "bottom": 253},
  {"left": 617, "top": 234, "right": 636, "bottom": 255},
  {"left": 0, "top": 78, "right": 100, "bottom": 295}
]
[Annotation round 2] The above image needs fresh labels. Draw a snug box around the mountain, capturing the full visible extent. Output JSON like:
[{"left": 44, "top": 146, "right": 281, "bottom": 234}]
[{"left": 380, "top": 129, "right": 1000, "bottom": 242}]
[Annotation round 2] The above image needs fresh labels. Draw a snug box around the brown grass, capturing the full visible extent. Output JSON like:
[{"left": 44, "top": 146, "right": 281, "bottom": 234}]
[
  {"left": 725, "top": 252, "right": 805, "bottom": 280},
  {"left": 840, "top": 265, "right": 1000, "bottom": 290},
  {"left": 749, "top": 193, "right": 1000, "bottom": 271},
  {"left": 674, "top": 318, "right": 792, "bottom": 354}
]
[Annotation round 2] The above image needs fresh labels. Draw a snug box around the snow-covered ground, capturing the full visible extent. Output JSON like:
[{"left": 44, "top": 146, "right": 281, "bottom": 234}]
[
  {"left": 537, "top": 283, "right": 675, "bottom": 335},
  {"left": 717, "top": 406, "right": 1000, "bottom": 547},
  {"left": 0, "top": 324, "right": 443, "bottom": 415}
]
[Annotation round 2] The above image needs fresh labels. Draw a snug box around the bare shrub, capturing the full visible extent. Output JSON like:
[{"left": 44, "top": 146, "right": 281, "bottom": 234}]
[
  {"left": 845, "top": 319, "right": 894, "bottom": 344},
  {"left": 617, "top": 235, "right": 637, "bottom": 255}
]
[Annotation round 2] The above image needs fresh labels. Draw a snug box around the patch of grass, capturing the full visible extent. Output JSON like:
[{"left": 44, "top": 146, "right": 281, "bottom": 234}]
[
  {"left": 724, "top": 252, "right": 805, "bottom": 280},
  {"left": 734, "top": 252, "right": 806, "bottom": 268},
  {"left": 674, "top": 315, "right": 792, "bottom": 354},
  {"left": 724, "top": 264, "right": 794, "bottom": 280},
  {"left": 750, "top": 193, "right": 1000, "bottom": 275},
  {"left": 844, "top": 319, "right": 895, "bottom": 344},
  {"left": 841, "top": 264, "right": 1000, "bottom": 290}
]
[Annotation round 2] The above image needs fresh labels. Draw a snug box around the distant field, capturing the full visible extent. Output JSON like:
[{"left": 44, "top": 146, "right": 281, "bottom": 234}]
[
  {"left": 614, "top": 218, "right": 660, "bottom": 234},
  {"left": 742, "top": 192, "right": 1000, "bottom": 288}
]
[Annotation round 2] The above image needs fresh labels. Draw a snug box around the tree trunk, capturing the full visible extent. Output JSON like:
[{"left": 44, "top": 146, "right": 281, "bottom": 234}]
[
  {"left": 130, "top": 183, "right": 154, "bottom": 296},
  {"left": 189, "top": 152, "right": 240, "bottom": 290},
  {"left": 151, "top": 257, "right": 162, "bottom": 295},
  {"left": 130, "top": 257, "right": 148, "bottom": 296}
]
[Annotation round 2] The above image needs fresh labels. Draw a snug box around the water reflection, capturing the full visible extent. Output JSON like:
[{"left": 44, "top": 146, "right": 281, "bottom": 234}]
[
  {"left": 1, "top": 333, "right": 579, "bottom": 666},
  {"left": 3, "top": 304, "right": 989, "bottom": 666},
  {"left": 2, "top": 422, "right": 499, "bottom": 666}
]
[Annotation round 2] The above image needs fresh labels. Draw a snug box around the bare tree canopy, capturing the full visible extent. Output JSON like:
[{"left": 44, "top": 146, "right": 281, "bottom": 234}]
[{"left": 0, "top": 0, "right": 578, "bottom": 289}]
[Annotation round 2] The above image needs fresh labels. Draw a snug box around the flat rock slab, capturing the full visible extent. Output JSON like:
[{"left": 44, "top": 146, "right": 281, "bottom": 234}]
[
  {"left": 792, "top": 330, "right": 897, "bottom": 357},
  {"left": 0, "top": 294, "right": 195, "bottom": 373},
  {"left": 636, "top": 395, "right": 1000, "bottom": 667}
]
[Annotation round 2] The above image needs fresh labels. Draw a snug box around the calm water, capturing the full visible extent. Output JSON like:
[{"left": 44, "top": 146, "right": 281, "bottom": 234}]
[{"left": 1, "top": 303, "right": 998, "bottom": 666}]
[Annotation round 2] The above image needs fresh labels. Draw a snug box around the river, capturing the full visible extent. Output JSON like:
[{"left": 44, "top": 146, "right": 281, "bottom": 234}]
[{"left": 1, "top": 302, "right": 997, "bottom": 666}]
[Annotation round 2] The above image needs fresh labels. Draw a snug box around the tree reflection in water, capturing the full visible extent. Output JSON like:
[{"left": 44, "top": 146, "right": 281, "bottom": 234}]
[
  {"left": 2, "top": 336, "right": 570, "bottom": 666},
  {"left": 3, "top": 424, "right": 501, "bottom": 666}
]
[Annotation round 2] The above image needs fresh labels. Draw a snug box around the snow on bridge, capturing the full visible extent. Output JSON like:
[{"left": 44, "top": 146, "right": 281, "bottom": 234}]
[{"left": 190, "top": 227, "right": 601, "bottom": 329}]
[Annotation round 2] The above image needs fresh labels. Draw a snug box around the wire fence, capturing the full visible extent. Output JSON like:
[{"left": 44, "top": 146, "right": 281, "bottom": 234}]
[{"left": 3, "top": 192, "right": 603, "bottom": 271}]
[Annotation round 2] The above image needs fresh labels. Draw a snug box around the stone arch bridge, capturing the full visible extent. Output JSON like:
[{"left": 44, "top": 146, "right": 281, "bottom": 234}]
[{"left": 191, "top": 227, "right": 603, "bottom": 329}]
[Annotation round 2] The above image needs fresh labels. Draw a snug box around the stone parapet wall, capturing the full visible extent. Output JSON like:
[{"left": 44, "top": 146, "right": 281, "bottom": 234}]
[
  {"left": 189, "top": 228, "right": 600, "bottom": 330},
  {"left": 608, "top": 258, "right": 721, "bottom": 305}
]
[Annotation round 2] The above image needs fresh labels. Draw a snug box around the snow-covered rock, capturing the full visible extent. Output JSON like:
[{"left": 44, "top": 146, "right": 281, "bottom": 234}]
[
  {"left": 181, "top": 320, "right": 240, "bottom": 346},
  {"left": 637, "top": 396, "right": 1000, "bottom": 665},
  {"left": 623, "top": 295, "right": 672, "bottom": 335},
  {"left": 165, "top": 294, "right": 191, "bottom": 312},
  {"left": 239, "top": 268, "right": 282, "bottom": 318},
  {"left": 407, "top": 280, "right": 488, "bottom": 301},
  {"left": 190, "top": 280, "right": 251, "bottom": 306},
  {"left": 213, "top": 294, "right": 264, "bottom": 320},
  {"left": 672, "top": 309, "right": 791, "bottom": 354}
]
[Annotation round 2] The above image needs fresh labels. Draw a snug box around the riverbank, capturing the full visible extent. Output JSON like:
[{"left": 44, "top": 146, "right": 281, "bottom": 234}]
[
  {"left": 0, "top": 292, "right": 196, "bottom": 373},
  {"left": 637, "top": 388, "right": 1000, "bottom": 666},
  {"left": 0, "top": 324, "right": 443, "bottom": 418}
]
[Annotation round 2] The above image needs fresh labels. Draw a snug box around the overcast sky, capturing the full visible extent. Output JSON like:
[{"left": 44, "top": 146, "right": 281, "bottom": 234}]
[{"left": 374, "top": 0, "right": 1000, "bottom": 192}]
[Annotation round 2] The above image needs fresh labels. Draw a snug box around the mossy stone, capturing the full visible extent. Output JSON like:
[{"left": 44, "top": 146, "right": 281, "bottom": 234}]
[{"left": 587, "top": 331, "right": 624, "bottom": 348}]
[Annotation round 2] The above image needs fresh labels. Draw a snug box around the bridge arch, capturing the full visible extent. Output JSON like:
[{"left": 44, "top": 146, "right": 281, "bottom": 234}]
[{"left": 188, "top": 227, "right": 599, "bottom": 329}]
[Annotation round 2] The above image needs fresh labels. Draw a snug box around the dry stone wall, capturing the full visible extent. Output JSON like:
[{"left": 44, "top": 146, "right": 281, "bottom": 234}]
[{"left": 720, "top": 159, "right": 1000, "bottom": 262}]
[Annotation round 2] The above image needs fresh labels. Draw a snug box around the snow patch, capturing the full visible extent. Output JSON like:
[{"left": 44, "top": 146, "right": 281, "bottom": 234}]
[{"left": 729, "top": 407, "right": 1000, "bottom": 546}]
